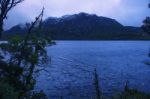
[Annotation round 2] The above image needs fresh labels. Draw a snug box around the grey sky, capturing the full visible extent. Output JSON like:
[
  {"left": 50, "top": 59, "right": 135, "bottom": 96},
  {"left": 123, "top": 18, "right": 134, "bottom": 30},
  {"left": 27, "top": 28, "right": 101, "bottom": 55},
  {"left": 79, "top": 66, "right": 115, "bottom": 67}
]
[{"left": 4, "top": 0, "right": 150, "bottom": 29}]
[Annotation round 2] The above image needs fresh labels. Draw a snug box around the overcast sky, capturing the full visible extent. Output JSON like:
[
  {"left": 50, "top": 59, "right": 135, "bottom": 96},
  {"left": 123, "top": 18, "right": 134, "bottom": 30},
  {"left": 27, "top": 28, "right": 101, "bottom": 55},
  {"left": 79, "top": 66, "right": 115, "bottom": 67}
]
[{"left": 4, "top": 0, "right": 150, "bottom": 29}]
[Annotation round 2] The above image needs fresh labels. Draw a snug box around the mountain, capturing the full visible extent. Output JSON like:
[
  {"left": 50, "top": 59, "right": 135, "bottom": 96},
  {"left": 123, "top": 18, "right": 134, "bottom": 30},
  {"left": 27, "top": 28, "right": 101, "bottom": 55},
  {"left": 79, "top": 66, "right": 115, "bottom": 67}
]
[{"left": 4, "top": 12, "right": 149, "bottom": 40}]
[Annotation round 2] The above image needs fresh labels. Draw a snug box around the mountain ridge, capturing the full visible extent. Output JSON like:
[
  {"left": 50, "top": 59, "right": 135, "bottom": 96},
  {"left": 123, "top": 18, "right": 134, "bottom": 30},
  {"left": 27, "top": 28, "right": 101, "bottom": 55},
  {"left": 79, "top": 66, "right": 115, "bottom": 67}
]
[{"left": 3, "top": 12, "right": 149, "bottom": 40}]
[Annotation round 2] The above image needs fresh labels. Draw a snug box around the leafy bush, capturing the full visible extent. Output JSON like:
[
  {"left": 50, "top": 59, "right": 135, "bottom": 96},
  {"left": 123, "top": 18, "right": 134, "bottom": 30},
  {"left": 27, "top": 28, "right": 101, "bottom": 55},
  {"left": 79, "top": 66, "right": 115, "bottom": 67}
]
[
  {"left": 0, "top": 81, "right": 19, "bottom": 99},
  {"left": 0, "top": 9, "right": 52, "bottom": 98}
]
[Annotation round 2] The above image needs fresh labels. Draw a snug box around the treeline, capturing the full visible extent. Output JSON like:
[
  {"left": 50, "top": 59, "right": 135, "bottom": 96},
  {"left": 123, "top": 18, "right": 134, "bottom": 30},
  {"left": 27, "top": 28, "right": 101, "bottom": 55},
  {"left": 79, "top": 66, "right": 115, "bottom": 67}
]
[{"left": 4, "top": 13, "right": 150, "bottom": 40}]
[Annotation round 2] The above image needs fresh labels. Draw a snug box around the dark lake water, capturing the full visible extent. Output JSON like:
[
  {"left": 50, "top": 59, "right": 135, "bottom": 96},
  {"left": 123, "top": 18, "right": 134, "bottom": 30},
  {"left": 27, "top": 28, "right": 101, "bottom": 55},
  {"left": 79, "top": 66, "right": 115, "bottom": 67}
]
[{"left": 36, "top": 41, "right": 150, "bottom": 99}]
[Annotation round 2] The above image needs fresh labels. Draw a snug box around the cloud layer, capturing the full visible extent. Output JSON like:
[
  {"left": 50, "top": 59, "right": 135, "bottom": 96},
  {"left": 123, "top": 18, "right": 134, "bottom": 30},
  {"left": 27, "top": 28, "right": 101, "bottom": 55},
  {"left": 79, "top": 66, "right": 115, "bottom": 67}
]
[{"left": 5, "top": 0, "right": 149, "bottom": 29}]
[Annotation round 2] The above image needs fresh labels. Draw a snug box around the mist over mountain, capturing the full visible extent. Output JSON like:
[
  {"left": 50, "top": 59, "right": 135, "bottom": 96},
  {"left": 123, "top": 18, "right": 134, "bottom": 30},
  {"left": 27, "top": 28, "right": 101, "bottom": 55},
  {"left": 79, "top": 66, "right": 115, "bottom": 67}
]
[{"left": 4, "top": 13, "right": 149, "bottom": 40}]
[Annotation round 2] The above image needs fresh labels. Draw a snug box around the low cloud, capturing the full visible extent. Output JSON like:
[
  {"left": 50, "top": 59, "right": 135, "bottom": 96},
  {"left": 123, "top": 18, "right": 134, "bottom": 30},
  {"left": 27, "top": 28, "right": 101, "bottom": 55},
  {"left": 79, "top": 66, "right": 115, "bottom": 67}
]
[{"left": 5, "top": 0, "right": 149, "bottom": 29}]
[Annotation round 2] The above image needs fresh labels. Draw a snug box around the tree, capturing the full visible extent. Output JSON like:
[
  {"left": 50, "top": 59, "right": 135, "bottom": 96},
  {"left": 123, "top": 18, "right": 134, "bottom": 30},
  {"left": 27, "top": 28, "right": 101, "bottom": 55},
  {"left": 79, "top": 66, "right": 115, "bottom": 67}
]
[
  {"left": 0, "top": 8, "right": 53, "bottom": 98},
  {"left": 0, "top": 0, "right": 24, "bottom": 37},
  {"left": 142, "top": 3, "right": 150, "bottom": 57},
  {"left": 142, "top": 3, "right": 150, "bottom": 34},
  {"left": 0, "top": 0, "right": 53, "bottom": 98}
]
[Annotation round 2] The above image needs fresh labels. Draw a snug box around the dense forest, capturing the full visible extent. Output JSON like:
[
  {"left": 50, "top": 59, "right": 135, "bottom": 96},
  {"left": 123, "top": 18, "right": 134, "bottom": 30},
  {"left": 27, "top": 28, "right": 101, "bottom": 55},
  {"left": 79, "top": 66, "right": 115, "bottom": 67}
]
[{"left": 4, "top": 13, "right": 149, "bottom": 40}]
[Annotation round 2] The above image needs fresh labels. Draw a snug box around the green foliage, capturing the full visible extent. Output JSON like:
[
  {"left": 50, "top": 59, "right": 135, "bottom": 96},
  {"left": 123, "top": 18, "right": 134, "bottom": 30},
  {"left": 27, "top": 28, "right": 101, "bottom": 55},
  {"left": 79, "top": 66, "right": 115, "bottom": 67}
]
[
  {"left": 113, "top": 82, "right": 150, "bottom": 99},
  {"left": 0, "top": 8, "right": 52, "bottom": 98},
  {"left": 0, "top": 81, "right": 19, "bottom": 99},
  {"left": 30, "top": 91, "right": 48, "bottom": 99},
  {"left": 142, "top": 3, "right": 150, "bottom": 34},
  {"left": 142, "top": 3, "right": 150, "bottom": 65},
  {"left": 142, "top": 17, "right": 150, "bottom": 34},
  {"left": 93, "top": 71, "right": 150, "bottom": 99}
]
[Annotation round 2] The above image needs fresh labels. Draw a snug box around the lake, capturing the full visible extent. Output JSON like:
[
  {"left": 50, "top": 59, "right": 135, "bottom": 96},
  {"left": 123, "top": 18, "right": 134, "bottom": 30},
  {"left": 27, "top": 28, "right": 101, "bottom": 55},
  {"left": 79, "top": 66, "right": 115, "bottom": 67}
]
[{"left": 36, "top": 41, "right": 150, "bottom": 99}]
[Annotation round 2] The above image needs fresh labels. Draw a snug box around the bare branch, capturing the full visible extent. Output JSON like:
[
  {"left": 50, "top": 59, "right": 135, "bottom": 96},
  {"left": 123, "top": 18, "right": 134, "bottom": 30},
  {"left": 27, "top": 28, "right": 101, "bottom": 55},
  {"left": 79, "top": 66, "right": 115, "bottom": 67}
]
[
  {"left": 24, "top": 7, "right": 44, "bottom": 44},
  {"left": 0, "top": 0, "right": 24, "bottom": 37}
]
